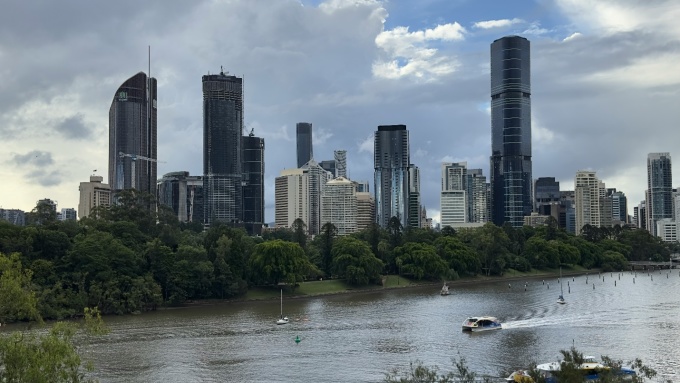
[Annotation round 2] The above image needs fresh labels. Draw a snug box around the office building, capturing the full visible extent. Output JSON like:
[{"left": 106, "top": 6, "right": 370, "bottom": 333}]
[
  {"left": 157, "top": 172, "right": 204, "bottom": 224},
  {"left": 319, "top": 160, "right": 336, "bottom": 178},
  {"left": 0, "top": 209, "right": 25, "bottom": 226},
  {"left": 335, "top": 150, "right": 347, "bottom": 179},
  {"left": 242, "top": 132, "right": 265, "bottom": 235},
  {"left": 374, "top": 125, "right": 410, "bottom": 228},
  {"left": 321, "top": 177, "right": 357, "bottom": 235},
  {"left": 203, "top": 70, "right": 243, "bottom": 227},
  {"left": 646, "top": 153, "right": 673, "bottom": 236},
  {"left": 296, "top": 122, "right": 313, "bottom": 168},
  {"left": 59, "top": 208, "right": 77, "bottom": 221},
  {"left": 109, "top": 72, "right": 157, "bottom": 195},
  {"left": 274, "top": 161, "right": 332, "bottom": 235},
  {"left": 408, "top": 164, "right": 421, "bottom": 228},
  {"left": 78, "top": 175, "right": 112, "bottom": 219},
  {"left": 356, "top": 192, "right": 375, "bottom": 231},
  {"left": 656, "top": 218, "right": 677, "bottom": 242},
  {"left": 490, "top": 35, "right": 533, "bottom": 227},
  {"left": 607, "top": 189, "right": 628, "bottom": 225},
  {"left": 441, "top": 162, "right": 467, "bottom": 227},
  {"left": 353, "top": 180, "right": 370, "bottom": 193},
  {"left": 467, "top": 169, "right": 489, "bottom": 223}
]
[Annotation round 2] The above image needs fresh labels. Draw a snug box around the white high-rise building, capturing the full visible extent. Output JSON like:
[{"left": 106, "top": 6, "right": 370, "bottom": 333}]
[
  {"left": 274, "top": 161, "right": 332, "bottom": 235},
  {"left": 321, "top": 177, "right": 357, "bottom": 235},
  {"left": 78, "top": 175, "right": 111, "bottom": 219},
  {"left": 440, "top": 162, "right": 467, "bottom": 227},
  {"left": 574, "top": 170, "right": 605, "bottom": 234}
]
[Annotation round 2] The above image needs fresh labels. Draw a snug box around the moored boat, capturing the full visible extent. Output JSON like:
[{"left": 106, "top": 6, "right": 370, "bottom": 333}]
[
  {"left": 506, "top": 356, "right": 636, "bottom": 383},
  {"left": 440, "top": 284, "right": 450, "bottom": 296},
  {"left": 461, "top": 316, "right": 502, "bottom": 332}
]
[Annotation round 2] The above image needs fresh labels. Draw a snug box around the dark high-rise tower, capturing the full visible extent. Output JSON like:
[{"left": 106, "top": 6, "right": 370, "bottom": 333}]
[
  {"left": 242, "top": 131, "right": 265, "bottom": 235},
  {"left": 374, "top": 125, "right": 410, "bottom": 228},
  {"left": 490, "top": 36, "right": 532, "bottom": 227},
  {"left": 109, "top": 72, "right": 157, "bottom": 195},
  {"left": 646, "top": 152, "right": 672, "bottom": 236},
  {"left": 203, "top": 70, "right": 243, "bottom": 227},
  {"left": 296, "top": 122, "right": 313, "bottom": 168}
]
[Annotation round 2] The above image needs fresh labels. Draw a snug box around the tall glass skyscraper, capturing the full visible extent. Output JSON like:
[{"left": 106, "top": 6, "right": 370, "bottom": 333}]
[
  {"left": 242, "top": 132, "right": 265, "bottom": 235},
  {"left": 374, "top": 125, "right": 410, "bottom": 228},
  {"left": 646, "top": 152, "right": 672, "bottom": 236},
  {"left": 109, "top": 72, "right": 157, "bottom": 195},
  {"left": 296, "top": 122, "right": 313, "bottom": 168},
  {"left": 490, "top": 35, "right": 532, "bottom": 227},
  {"left": 203, "top": 70, "right": 243, "bottom": 227}
]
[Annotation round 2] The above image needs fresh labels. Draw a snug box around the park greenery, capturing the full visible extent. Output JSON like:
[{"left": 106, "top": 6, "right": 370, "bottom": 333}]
[
  {"left": 0, "top": 190, "right": 675, "bottom": 324},
  {"left": 383, "top": 347, "right": 661, "bottom": 383}
]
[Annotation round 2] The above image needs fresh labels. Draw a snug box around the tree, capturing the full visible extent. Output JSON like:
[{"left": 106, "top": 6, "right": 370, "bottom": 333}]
[
  {"left": 0, "top": 307, "right": 108, "bottom": 383},
  {"left": 0, "top": 252, "right": 41, "bottom": 324},
  {"left": 435, "top": 236, "right": 480, "bottom": 276},
  {"left": 387, "top": 216, "right": 403, "bottom": 249},
  {"left": 318, "top": 222, "right": 338, "bottom": 276},
  {"left": 332, "top": 237, "right": 384, "bottom": 286},
  {"left": 291, "top": 218, "right": 308, "bottom": 249},
  {"left": 461, "top": 224, "right": 511, "bottom": 276},
  {"left": 250, "top": 240, "right": 313, "bottom": 286},
  {"left": 394, "top": 243, "right": 448, "bottom": 281},
  {"left": 384, "top": 356, "right": 490, "bottom": 383}
]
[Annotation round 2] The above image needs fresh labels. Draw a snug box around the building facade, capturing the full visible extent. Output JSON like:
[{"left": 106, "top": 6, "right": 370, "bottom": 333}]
[
  {"left": 321, "top": 177, "right": 357, "bottom": 235},
  {"left": 0, "top": 209, "right": 25, "bottom": 226},
  {"left": 203, "top": 70, "right": 243, "bottom": 227},
  {"left": 242, "top": 133, "right": 265, "bottom": 235},
  {"left": 356, "top": 192, "right": 375, "bottom": 231},
  {"left": 646, "top": 153, "right": 673, "bottom": 236},
  {"left": 157, "top": 171, "right": 204, "bottom": 224},
  {"left": 334, "top": 150, "right": 347, "bottom": 179},
  {"left": 296, "top": 122, "right": 313, "bottom": 168},
  {"left": 574, "top": 170, "right": 604, "bottom": 234},
  {"left": 108, "top": 72, "right": 157, "bottom": 195},
  {"left": 441, "top": 162, "right": 468, "bottom": 227},
  {"left": 408, "top": 164, "right": 421, "bottom": 228},
  {"left": 490, "top": 35, "right": 533, "bottom": 227},
  {"left": 78, "top": 175, "right": 112, "bottom": 219},
  {"left": 374, "top": 125, "right": 410, "bottom": 228},
  {"left": 467, "top": 168, "right": 489, "bottom": 224}
]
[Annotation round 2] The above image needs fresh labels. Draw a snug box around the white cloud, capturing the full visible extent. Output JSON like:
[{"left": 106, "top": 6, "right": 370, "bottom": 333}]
[
  {"left": 373, "top": 22, "right": 465, "bottom": 80},
  {"left": 358, "top": 134, "right": 373, "bottom": 154},
  {"left": 472, "top": 18, "right": 523, "bottom": 29},
  {"left": 563, "top": 32, "right": 582, "bottom": 41}
]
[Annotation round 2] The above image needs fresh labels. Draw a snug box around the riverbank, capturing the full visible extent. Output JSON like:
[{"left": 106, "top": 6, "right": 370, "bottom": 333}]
[{"left": 180, "top": 266, "right": 598, "bottom": 308}]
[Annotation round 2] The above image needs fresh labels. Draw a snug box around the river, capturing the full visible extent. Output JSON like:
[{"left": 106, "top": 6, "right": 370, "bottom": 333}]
[{"left": 79, "top": 270, "right": 679, "bottom": 382}]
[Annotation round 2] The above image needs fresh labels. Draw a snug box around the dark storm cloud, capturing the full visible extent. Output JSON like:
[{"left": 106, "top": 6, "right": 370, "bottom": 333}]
[
  {"left": 55, "top": 114, "right": 92, "bottom": 139},
  {"left": 9, "top": 150, "right": 54, "bottom": 167},
  {"left": 26, "top": 169, "right": 63, "bottom": 187}
]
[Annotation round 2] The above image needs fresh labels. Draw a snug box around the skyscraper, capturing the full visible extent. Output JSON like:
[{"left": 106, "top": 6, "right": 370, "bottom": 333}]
[
  {"left": 109, "top": 72, "right": 157, "bottom": 195},
  {"left": 374, "top": 125, "right": 410, "bottom": 228},
  {"left": 296, "top": 122, "right": 313, "bottom": 168},
  {"left": 203, "top": 70, "right": 243, "bottom": 227},
  {"left": 490, "top": 35, "right": 532, "bottom": 227},
  {"left": 441, "top": 162, "right": 467, "bottom": 227},
  {"left": 242, "top": 132, "right": 265, "bottom": 235},
  {"left": 646, "top": 152, "right": 673, "bottom": 236},
  {"left": 574, "top": 170, "right": 605, "bottom": 234},
  {"left": 334, "top": 150, "right": 347, "bottom": 179},
  {"left": 407, "top": 164, "right": 421, "bottom": 228},
  {"left": 467, "top": 169, "right": 489, "bottom": 223},
  {"left": 321, "top": 177, "right": 357, "bottom": 236},
  {"left": 78, "top": 175, "right": 111, "bottom": 219}
]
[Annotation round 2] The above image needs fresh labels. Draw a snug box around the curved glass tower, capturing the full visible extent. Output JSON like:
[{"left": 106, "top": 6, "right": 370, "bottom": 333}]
[
  {"left": 108, "top": 72, "right": 157, "bottom": 195},
  {"left": 490, "top": 36, "right": 532, "bottom": 227},
  {"left": 374, "top": 125, "right": 410, "bottom": 228}
]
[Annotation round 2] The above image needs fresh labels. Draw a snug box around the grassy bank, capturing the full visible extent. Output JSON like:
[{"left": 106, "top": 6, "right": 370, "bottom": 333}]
[{"left": 242, "top": 266, "right": 595, "bottom": 302}]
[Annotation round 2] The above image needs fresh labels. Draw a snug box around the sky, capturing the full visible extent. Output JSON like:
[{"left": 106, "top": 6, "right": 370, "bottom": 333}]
[{"left": 1, "top": 0, "right": 679, "bottom": 224}]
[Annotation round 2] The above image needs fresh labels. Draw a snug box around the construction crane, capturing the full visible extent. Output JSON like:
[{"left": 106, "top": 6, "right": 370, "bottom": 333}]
[{"left": 118, "top": 151, "right": 162, "bottom": 190}]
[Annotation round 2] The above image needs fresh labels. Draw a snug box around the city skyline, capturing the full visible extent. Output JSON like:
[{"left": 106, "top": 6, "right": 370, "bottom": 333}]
[{"left": 1, "top": 0, "right": 679, "bottom": 225}]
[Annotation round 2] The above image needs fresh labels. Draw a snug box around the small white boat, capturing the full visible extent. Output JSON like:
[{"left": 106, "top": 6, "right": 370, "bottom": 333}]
[
  {"left": 276, "top": 289, "right": 289, "bottom": 325},
  {"left": 440, "top": 284, "right": 450, "bottom": 296},
  {"left": 557, "top": 268, "right": 566, "bottom": 304},
  {"left": 505, "top": 356, "right": 636, "bottom": 383},
  {"left": 461, "top": 316, "right": 502, "bottom": 332}
]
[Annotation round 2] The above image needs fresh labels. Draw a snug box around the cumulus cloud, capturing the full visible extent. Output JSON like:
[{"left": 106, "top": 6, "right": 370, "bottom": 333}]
[
  {"left": 373, "top": 22, "right": 466, "bottom": 80},
  {"left": 54, "top": 114, "right": 92, "bottom": 139},
  {"left": 472, "top": 18, "right": 523, "bottom": 29}
]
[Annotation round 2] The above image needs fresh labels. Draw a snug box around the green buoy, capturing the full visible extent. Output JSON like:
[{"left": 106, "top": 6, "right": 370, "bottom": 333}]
[{"left": 295, "top": 335, "right": 301, "bottom": 344}]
